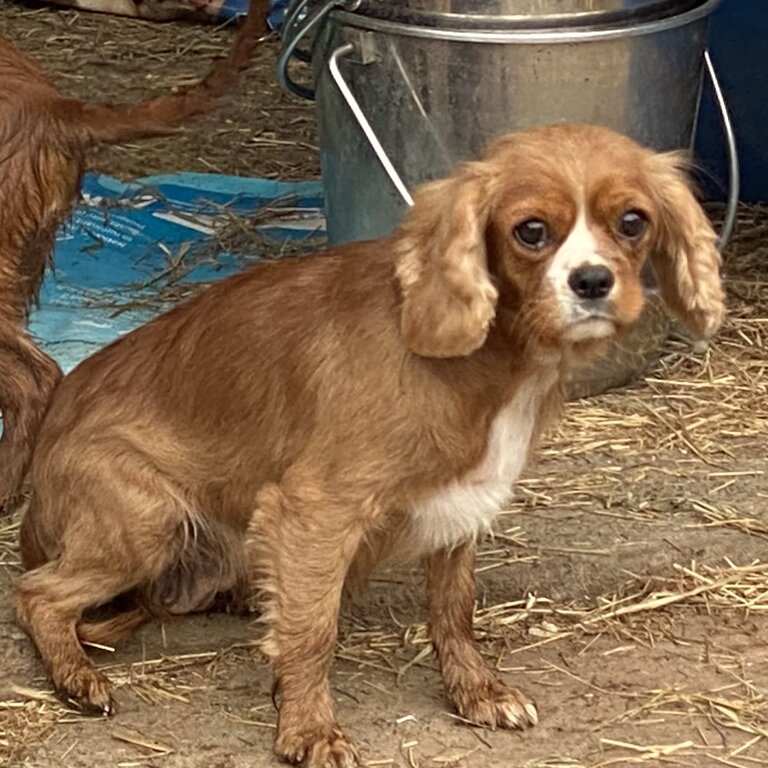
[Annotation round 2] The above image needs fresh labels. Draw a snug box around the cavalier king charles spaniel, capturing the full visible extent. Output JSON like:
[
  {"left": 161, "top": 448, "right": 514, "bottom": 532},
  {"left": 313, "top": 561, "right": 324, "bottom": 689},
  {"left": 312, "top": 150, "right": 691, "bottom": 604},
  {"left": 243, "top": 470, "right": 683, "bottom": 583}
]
[{"left": 16, "top": 123, "right": 724, "bottom": 768}]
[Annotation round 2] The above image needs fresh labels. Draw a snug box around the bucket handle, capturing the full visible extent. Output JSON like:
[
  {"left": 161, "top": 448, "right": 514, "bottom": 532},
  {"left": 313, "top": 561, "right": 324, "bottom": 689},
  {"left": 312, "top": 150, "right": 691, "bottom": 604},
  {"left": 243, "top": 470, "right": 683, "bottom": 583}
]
[
  {"left": 278, "top": 0, "right": 361, "bottom": 100},
  {"left": 328, "top": 44, "right": 414, "bottom": 205},
  {"left": 705, "top": 51, "right": 739, "bottom": 249},
  {"left": 329, "top": 43, "right": 738, "bottom": 248},
  {"left": 280, "top": 0, "right": 314, "bottom": 63}
]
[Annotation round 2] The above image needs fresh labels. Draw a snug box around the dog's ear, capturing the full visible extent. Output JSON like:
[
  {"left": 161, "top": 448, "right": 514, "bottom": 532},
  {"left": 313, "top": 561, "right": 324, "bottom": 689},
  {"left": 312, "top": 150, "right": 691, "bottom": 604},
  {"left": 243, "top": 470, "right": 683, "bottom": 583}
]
[
  {"left": 395, "top": 166, "right": 498, "bottom": 358},
  {"left": 645, "top": 153, "right": 726, "bottom": 339}
]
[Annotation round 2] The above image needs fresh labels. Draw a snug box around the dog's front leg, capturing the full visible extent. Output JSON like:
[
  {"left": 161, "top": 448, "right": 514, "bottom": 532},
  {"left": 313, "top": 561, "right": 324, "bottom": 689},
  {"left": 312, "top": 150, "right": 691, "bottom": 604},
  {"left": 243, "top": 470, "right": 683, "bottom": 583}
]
[
  {"left": 248, "top": 482, "right": 368, "bottom": 768},
  {"left": 425, "top": 541, "right": 538, "bottom": 730}
]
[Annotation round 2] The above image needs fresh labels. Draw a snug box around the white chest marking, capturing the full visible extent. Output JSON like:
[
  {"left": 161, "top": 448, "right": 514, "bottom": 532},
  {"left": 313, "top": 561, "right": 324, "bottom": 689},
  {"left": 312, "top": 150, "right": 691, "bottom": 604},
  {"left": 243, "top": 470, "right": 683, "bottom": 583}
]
[{"left": 408, "top": 373, "right": 555, "bottom": 555}]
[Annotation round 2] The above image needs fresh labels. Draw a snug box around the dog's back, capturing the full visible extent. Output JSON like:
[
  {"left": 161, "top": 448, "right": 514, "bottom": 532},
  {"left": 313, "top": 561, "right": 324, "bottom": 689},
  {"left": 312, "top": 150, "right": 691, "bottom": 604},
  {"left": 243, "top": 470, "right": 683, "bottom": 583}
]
[
  {"left": 24, "top": 244, "right": 397, "bottom": 537},
  {"left": 23, "top": 237, "right": 509, "bottom": 570}
]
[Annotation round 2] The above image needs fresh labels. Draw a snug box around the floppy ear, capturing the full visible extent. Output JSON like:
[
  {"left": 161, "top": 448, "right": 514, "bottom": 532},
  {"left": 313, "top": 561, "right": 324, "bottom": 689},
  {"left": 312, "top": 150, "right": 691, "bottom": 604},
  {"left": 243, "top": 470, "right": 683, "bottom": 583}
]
[
  {"left": 394, "top": 168, "right": 498, "bottom": 358},
  {"left": 646, "top": 153, "right": 726, "bottom": 339}
]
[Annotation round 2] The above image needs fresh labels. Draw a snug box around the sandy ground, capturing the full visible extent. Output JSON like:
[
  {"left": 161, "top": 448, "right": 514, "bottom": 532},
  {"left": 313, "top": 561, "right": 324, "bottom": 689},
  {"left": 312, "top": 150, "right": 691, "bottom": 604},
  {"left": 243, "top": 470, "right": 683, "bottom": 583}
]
[{"left": 1, "top": 2, "right": 767, "bottom": 767}]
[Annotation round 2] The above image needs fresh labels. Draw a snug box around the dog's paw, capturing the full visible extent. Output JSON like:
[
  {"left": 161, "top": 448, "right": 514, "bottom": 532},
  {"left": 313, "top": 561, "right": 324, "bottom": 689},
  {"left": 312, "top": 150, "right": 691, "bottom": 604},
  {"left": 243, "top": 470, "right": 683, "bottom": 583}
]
[
  {"left": 454, "top": 680, "right": 538, "bottom": 731},
  {"left": 274, "top": 723, "right": 359, "bottom": 768},
  {"left": 54, "top": 667, "right": 115, "bottom": 716}
]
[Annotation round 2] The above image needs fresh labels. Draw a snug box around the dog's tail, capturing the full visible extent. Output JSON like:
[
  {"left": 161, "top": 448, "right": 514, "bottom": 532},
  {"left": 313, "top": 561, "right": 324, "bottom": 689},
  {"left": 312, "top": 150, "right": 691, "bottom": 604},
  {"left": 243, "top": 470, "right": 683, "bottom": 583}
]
[
  {"left": 69, "top": 0, "right": 269, "bottom": 147},
  {"left": 76, "top": 606, "right": 153, "bottom": 647}
]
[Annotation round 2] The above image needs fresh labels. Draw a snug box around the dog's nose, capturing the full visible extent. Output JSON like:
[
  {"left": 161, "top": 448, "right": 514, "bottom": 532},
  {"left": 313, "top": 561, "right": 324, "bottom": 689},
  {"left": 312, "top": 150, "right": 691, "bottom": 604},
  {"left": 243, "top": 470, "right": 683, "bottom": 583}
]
[{"left": 568, "top": 265, "right": 615, "bottom": 300}]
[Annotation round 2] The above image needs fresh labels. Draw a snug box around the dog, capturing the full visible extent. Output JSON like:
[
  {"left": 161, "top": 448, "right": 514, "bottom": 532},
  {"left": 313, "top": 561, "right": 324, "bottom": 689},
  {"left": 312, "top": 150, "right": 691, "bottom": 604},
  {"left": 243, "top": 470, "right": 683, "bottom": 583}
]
[
  {"left": 15, "top": 124, "right": 725, "bottom": 768},
  {"left": 0, "top": 0, "right": 268, "bottom": 510}
]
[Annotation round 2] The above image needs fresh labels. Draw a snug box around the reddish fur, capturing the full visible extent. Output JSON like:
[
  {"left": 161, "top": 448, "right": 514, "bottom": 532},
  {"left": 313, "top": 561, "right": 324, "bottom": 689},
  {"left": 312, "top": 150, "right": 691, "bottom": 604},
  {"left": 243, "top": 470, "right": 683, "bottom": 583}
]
[
  {"left": 15, "top": 125, "right": 724, "bottom": 765},
  {"left": 0, "top": 0, "right": 269, "bottom": 509}
]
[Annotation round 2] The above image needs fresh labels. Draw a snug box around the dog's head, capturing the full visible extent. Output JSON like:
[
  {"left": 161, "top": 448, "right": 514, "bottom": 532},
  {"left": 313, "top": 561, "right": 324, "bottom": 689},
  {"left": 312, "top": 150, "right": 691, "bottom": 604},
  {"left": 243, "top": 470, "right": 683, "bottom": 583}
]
[{"left": 395, "top": 123, "right": 725, "bottom": 358}]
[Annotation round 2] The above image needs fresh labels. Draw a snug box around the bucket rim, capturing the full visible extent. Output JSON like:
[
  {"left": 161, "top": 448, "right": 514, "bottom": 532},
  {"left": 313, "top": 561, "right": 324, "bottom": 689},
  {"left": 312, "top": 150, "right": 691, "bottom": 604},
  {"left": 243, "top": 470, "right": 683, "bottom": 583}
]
[
  {"left": 329, "top": 0, "right": 722, "bottom": 43},
  {"left": 351, "top": 0, "right": 707, "bottom": 31}
]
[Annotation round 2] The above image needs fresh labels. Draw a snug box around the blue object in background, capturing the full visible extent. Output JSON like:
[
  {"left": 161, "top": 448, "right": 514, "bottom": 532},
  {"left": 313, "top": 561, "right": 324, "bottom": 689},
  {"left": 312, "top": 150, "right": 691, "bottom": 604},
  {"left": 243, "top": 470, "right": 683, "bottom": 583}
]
[
  {"left": 268, "top": 0, "right": 290, "bottom": 29},
  {"left": 31, "top": 172, "right": 325, "bottom": 374},
  {"left": 219, "top": 0, "right": 288, "bottom": 27},
  {"left": 695, "top": 0, "right": 768, "bottom": 202}
]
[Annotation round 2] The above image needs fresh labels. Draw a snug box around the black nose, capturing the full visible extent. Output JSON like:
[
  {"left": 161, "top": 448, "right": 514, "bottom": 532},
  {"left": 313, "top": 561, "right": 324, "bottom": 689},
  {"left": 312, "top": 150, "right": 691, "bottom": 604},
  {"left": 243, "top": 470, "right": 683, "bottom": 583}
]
[{"left": 568, "top": 265, "right": 615, "bottom": 300}]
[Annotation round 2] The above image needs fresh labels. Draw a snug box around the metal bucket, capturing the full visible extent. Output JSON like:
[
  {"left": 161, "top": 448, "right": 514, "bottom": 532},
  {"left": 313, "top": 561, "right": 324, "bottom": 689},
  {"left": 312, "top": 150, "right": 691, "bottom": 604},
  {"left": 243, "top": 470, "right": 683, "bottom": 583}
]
[{"left": 278, "top": 0, "right": 738, "bottom": 396}]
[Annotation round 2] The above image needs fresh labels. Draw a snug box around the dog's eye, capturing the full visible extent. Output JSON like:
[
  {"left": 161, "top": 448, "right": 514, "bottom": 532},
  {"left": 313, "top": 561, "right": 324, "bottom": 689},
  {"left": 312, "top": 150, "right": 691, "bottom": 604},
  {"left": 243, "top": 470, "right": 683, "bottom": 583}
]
[
  {"left": 618, "top": 210, "right": 648, "bottom": 240},
  {"left": 513, "top": 219, "right": 550, "bottom": 250}
]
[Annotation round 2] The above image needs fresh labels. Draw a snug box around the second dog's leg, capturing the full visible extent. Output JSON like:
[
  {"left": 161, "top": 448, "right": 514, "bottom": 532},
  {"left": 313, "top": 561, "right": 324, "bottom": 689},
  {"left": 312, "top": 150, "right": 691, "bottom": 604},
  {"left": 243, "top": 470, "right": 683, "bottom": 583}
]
[
  {"left": 0, "top": 329, "right": 62, "bottom": 509},
  {"left": 425, "top": 541, "right": 538, "bottom": 730},
  {"left": 249, "top": 482, "right": 368, "bottom": 768}
]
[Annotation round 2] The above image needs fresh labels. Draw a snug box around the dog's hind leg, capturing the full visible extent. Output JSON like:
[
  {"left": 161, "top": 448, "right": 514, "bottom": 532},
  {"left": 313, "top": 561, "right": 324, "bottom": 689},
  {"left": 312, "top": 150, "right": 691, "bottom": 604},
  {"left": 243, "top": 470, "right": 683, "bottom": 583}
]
[
  {"left": 14, "top": 484, "right": 187, "bottom": 714},
  {"left": 15, "top": 561, "right": 144, "bottom": 714},
  {"left": 425, "top": 541, "right": 539, "bottom": 730}
]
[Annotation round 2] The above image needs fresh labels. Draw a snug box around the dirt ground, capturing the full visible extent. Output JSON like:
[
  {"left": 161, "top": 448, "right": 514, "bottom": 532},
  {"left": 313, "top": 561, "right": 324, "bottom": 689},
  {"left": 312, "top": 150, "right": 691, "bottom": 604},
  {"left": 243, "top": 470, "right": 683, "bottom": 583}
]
[{"left": 1, "top": 2, "right": 768, "bottom": 767}]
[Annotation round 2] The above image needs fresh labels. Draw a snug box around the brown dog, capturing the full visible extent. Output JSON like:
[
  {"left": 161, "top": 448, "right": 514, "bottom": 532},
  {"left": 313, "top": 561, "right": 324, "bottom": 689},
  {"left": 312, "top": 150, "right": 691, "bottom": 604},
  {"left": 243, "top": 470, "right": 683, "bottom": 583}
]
[
  {"left": 16, "top": 124, "right": 724, "bottom": 767},
  {"left": 0, "top": 0, "right": 268, "bottom": 510}
]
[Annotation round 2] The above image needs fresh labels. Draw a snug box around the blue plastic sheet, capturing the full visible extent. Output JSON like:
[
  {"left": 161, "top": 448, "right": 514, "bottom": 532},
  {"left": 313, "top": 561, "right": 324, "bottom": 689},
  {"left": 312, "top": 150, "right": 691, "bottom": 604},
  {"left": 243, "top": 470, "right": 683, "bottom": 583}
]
[
  {"left": 267, "top": 0, "right": 290, "bottom": 28},
  {"left": 225, "top": 0, "right": 288, "bottom": 26},
  {"left": 30, "top": 172, "right": 325, "bottom": 374}
]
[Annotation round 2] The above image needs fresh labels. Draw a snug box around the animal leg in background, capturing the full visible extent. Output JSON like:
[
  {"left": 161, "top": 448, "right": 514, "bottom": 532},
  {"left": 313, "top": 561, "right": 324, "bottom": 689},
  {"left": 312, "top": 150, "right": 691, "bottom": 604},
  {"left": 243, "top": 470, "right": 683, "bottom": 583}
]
[{"left": 0, "top": 0, "right": 270, "bottom": 509}]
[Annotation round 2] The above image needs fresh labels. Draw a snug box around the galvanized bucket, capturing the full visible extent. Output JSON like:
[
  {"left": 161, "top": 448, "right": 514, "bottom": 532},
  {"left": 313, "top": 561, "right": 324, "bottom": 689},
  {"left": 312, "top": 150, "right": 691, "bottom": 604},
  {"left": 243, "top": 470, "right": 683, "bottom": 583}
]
[{"left": 278, "top": 0, "right": 738, "bottom": 396}]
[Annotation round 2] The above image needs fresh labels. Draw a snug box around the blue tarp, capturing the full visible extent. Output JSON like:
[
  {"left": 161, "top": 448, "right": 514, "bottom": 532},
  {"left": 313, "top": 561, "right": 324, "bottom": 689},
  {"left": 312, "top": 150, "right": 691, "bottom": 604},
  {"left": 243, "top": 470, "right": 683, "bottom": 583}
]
[
  {"left": 226, "top": 0, "right": 287, "bottom": 27},
  {"left": 267, "top": 0, "right": 290, "bottom": 29},
  {"left": 31, "top": 172, "right": 325, "bottom": 374}
]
